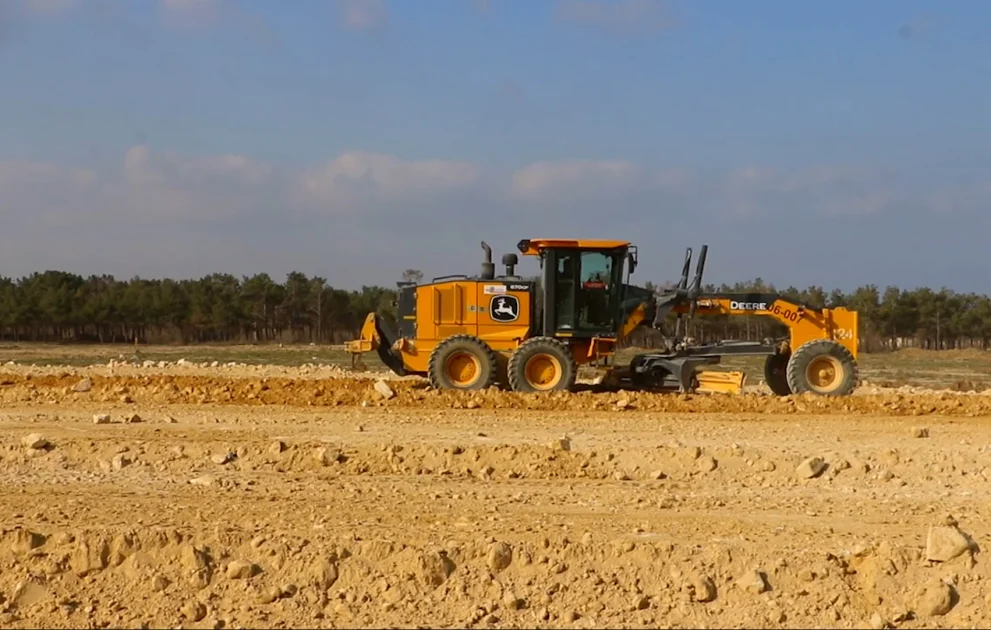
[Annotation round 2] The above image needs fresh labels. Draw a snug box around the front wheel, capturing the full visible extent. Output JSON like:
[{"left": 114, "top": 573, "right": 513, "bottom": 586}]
[{"left": 786, "top": 339, "right": 859, "bottom": 396}]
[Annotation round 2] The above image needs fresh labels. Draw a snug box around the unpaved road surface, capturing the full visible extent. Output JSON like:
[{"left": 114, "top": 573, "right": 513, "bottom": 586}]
[{"left": 1, "top": 365, "right": 989, "bottom": 629}]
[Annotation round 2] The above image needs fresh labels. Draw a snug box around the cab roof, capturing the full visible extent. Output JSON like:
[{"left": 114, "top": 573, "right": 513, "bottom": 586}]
[{"left": 516, "top": 238, "right": 631, "bottom": 256}]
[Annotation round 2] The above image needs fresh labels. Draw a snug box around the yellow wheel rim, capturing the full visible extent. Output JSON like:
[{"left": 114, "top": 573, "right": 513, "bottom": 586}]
[
  {"left": 445, "top": 351, "right": 481, "bottom": 387},
  {"left": 524, "top": 354, "right": 563, "bottom": 391},
  {"left": 806, "top": 356, "right": 843, "bottom": 393}
]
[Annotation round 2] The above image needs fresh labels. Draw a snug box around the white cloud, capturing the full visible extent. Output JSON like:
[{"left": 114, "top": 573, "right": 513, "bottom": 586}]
[
  {"left": 510, "top": 160, "right": 641, "bottom": 199},
  {"left": 717, "top": 164, "right": 898, "bottom": 217},
  {"left": 1, "top": 146, "right": 987, "bottom": 287},
  {"left": 296, "top": 151, "right": 481, "bottom": 209}
]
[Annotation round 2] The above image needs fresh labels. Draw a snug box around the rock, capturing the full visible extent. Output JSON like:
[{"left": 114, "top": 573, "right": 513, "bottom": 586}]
[
  {"left": 917, "top": 582, "right": 954, "bottom": 616},
  {"left": 70, "top": 538, "right": 110, "bottom": 577},
  {"left": 868, "top": 611, "right": 886, "bottom": 630},
  {"left": 690, "top": 575, "right": 717, "bottom": 602},
  {"left": 487, "top": 542, "right": 513, "bottom": 572},
  {"left": 632, "top": 595, "right": 650, "bottom": 610},
  {"left": 736, "top": 568, "right": 768, "bottom": 594},
  {"left": 310, "top": 559, "right": 339, "bottom": 589},
  {"left": 150, "top": 574, "right": 170, "bottom": 592},
  {"left": 8, "top": 529, "right": 44, "bottom": 554},
  {"left": 650, "top": 469, "right": 667, "bottom": 480},
  {"left": 925, "top": 525, "right": 973, "bottom": 562},
  {"left": 181, "top": 601, "right": 206, "bottom": 622},
  {"left": 120, "top": 395, "right": 133, "bottom": 404},
  {"left": 93, "top": 414, "right": 111, "bottom": 425},
  {"left": 314, "top": 447, "right": 343, "bottom": 466},
  {"left": 796, "top": 456, "right": 827, "bottom": 479},
  {"left": 111, "top": 453, "right": 131, "bottom": 471},
  {"left": 164, "top": 416, "right": 177, "bottom": 424},
  {"left": 416, "top": 552, "right": 455, "bottom": 587},
  {"left": 550, "top": 437, "right": 571, "bottom": 451},
  {"left": 73, "top": 378, "right": 92, "bottom": 392},
  {"left": 696, "top": 456, "right": 717, "bottom": 473},
  {"left": 211, "top": 452, "right": 235, "bottom": 465},
  {"left": 226, "top": 560, "right": 261, "bottom": 579},
  {"left": 189, "top": 475, "right": 216, "bottom": 487},
  {"left": 615, "top": 398, "right": 631, "bottom": 410},
  {"left": 21, "top": 433, "right": 48, "bottom": 450},
  {"left": 125, "top": 413, "right": 142, "bottom": 423},
  {"left": 374, "top": 380, "right": 395, "bottom": 400},
  {"left": 269, "top": 441, "right": 286, "bottom": 454},
  {"left": 912, "top": 426, "right": 930, "bottom": 438},
  {"left": 179, "top": 544, "right": 213, "bottom": 588},
  {"left": 503, "top": 590, "right": 523, "bottom": 610},
  {"left": 257, "top": 586, "right": 282, "bottom": 604}
]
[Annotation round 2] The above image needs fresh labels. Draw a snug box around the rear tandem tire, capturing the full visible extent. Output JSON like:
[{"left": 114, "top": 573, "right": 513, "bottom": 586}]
[
  {"left": 763, "top": 352, "right": 793, "bottom": 396},
  {"left": 507, "top": 337, "right": 577, "bottom": 393},
  {"left": 785, "top": 339, "right": 859, "bottom": 396},
  {"left": 428, "top": 335, "right": 498, "bottom": 391}
]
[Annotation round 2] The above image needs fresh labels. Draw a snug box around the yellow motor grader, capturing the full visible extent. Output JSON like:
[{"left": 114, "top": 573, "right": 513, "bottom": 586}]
[{"left": 345, "top": 239, "right": 859, "bottom": 396}]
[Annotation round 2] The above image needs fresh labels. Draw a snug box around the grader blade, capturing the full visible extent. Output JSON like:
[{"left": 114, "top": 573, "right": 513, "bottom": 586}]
[{"left": 694, "top": 370, "right": 746, "bottom": 395}]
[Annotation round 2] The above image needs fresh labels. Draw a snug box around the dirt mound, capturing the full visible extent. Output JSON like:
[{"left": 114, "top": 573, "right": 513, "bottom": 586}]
[{"left": 2, "top": 372, "right": 991, "bottom": 417}]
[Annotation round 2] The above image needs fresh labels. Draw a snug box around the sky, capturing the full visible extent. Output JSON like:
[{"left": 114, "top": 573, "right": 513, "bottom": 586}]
[{"left": 1, "top": 0, "right": 990, "bottom": 293}]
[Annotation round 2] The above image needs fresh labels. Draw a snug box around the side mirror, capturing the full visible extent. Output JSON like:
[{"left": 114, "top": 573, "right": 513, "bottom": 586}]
[{"left": 627, "top": 252, "right": 638, "bottom": 273}]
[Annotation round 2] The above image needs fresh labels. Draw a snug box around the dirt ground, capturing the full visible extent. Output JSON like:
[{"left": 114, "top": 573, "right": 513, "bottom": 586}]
[{"left": 1, "top": 351, "right": 990, "bottom": 629}]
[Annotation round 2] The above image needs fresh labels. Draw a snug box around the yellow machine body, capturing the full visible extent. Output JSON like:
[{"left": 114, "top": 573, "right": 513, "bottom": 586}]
[
  {"left": 346, "top": 239, "right": 862, "bottom": 397},
  {"left": 383, "top": 280, "right": 535, "bottom": 374}
]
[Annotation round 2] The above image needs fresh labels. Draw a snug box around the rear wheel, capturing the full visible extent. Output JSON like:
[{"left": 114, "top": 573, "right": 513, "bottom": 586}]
[
  {"left": 428, "top": 335, "right": 497, "bottom": 391},
  {"left": 763, "top": 352, "right": 792, "bottom": 396},
  {"left": 786, "top": 339, "right": 858, "bottom": 396},
  {"left": 508, "top": 337, "right": 577, "bottom": 393}
]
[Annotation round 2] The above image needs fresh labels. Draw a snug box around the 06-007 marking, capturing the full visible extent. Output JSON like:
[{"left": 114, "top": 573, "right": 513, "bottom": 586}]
[{"left": 769, "top": 303, "right": 801, "bottom": 323}]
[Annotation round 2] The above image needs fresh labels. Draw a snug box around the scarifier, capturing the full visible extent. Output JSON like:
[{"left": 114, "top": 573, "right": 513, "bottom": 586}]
[{"left": 345, "top": 239, "right": 860, "bottom": 396}]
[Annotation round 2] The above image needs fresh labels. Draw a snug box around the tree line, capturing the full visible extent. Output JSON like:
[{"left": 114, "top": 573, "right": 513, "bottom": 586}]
[{"left": 0, "top": 270, "right": 987, "bottom": 352}]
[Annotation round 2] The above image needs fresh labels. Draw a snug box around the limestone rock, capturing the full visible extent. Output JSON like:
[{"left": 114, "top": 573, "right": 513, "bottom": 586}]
[
  {"left": 917, "top": 582, "right": 954, "bottom": 617},
  {"left": 796, "top": 456, "right": 826, "bottom": 479},
  {"left": 374, "top": 380, "right": 395, "bottom": 399},
  {"left": 926, "top": 525, "right": 973, "bottom": 562}
]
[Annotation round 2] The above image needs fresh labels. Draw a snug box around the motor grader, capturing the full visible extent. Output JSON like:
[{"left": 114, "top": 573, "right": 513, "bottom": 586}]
[{"left": 345, "top": 238, "right": 860, "bottom": 396}]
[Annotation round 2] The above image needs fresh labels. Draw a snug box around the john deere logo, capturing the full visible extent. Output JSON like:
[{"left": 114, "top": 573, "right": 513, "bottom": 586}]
[{"left": 490, "top": 295, "right": 519, "bottom": 322}]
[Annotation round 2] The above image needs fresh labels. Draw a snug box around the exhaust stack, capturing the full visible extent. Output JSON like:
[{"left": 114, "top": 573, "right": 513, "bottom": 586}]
[{"left": 480, "top": 241, "right": 495, "bottom": 280}]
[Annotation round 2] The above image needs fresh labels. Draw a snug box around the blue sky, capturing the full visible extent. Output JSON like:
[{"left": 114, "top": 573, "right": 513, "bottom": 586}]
[{"left": 1, "top": 0, "right": 990, "bottom": 293}]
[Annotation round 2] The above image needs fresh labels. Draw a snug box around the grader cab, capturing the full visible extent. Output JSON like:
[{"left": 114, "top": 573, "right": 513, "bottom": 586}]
[{"left": 345, "top": 239, "right": 860, "bottom": 396}]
